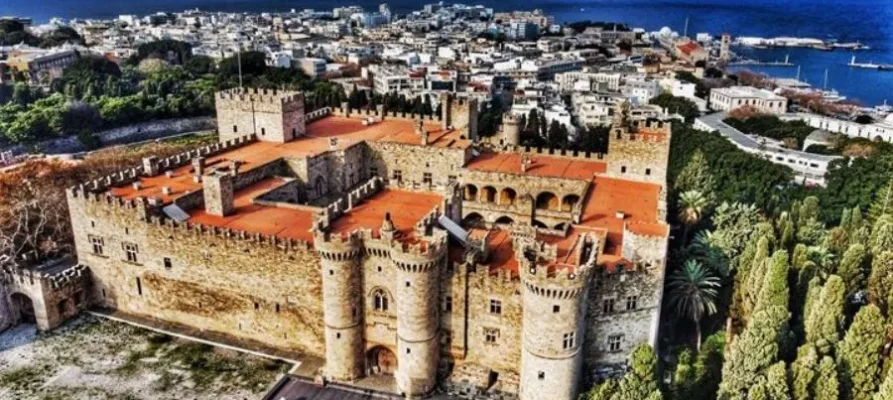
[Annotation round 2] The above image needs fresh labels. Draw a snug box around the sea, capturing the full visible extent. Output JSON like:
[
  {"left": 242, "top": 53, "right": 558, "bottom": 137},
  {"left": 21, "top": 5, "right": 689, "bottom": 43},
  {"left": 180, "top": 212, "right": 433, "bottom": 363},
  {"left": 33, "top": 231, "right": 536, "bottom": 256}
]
[{"left": 2, "top": 0, "right": 892, "bottom": 106}]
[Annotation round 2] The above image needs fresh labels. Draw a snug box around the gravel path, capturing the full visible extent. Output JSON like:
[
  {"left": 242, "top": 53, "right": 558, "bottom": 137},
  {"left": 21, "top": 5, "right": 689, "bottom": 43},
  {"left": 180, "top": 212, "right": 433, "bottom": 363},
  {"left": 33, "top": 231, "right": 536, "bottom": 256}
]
[{"left": 0, "top": 315, "right": 289, "bottom": 400}]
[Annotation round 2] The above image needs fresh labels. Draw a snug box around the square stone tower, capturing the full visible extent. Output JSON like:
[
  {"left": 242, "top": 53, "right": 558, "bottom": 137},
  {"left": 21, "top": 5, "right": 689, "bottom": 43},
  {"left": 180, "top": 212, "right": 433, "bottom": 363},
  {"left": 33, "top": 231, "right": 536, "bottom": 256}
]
[
  {"left": 215, "top": 88, "right": 306, "bottom": 143},
  {"left": 606, "top": 102, "right": 672, "bottom": 184}
]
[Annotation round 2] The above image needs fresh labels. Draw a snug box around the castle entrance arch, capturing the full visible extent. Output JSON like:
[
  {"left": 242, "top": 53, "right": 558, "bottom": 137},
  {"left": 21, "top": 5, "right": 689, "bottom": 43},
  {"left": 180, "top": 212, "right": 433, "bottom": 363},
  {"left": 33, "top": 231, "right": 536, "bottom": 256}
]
[
  {"left": 367, "top": 346, "right": 397, "bottom": 375},
  {"left": 11, "top": 292, "right": 35, "bottom": 324}
]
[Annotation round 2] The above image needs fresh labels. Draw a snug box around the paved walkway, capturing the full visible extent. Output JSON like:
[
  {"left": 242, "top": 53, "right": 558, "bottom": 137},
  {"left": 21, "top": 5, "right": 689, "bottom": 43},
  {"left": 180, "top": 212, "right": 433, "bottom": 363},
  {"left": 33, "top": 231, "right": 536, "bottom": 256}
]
[{"left": 696, "top": 112, "right": 839, "bottom": 163}]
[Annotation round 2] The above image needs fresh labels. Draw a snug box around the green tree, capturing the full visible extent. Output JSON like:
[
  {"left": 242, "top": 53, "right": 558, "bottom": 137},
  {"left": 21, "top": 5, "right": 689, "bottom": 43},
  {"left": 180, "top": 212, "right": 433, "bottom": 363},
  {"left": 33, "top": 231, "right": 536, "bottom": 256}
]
[
  {"left": 672, "top": 349, "right": 697, "bottom": 400},
  {"left": 815, "top": 356, "right": 840, "bottom": 400},
  {"left": 868, "top": 178, "right": 893, "bottom": 223},
  {"left": 719, "top": 306, "right": 789, "bottom": 399},
  {"left": 583, "top": 379, "right": 620, "bottom": 400},
  {"left": 875, "top": 365, "right": 893, "bottom": 400},
  {"left": 764, "top": 361, "right": 790, "bottom": 400},
  {"left": 674, "top": 149, "right": 715, "bottom": 197},
  {"left": 838, "top": 304, "right": 887, "bottom": 400},
  {"left": 612, "top": 344, "right": 662, "bottom": 400},
  {"left": 868, "top": 251, "right": 893, "bottom": 316},
  {"left": 869, "top": 216, "right": 893, "bottom": 257},
  {"left": 693, "top": 332, "right": 725, "bottom": 400},
  {"left": 791, "top": 345, "right": 819, "bottom": 400},
  {"left": 837, "top": 244, "right": 868, "bottom": 299},
  {"left": 667, "top": 260, "right": 721, "bottom": 349},
  {"left": 650, "top": 93, "right": 700, "bottom": 122},
  {"left": 678, "top": 190, "right": 710, "bottom": 244},
  {"left": 803, "top": 275, "right": 845, "bottom": 356}
]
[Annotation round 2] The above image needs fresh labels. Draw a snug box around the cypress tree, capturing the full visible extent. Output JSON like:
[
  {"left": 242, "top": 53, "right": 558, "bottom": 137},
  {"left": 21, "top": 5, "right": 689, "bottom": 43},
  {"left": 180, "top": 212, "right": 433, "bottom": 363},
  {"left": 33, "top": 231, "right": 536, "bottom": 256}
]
[
  {"left": 875, "top": 365, "right": 893, "bottom": 400},
  {"left": 612, "top": 344, "right": 661, "bottom": 400},
  {"left": 838, "top": 304, "right": 887, "bottom": 400},
  {"left": 718, "top": 306, "right": 789, "bottom": 399},
  {"left": 804, "top": 275, "right": 846, "bottom": 356},
  {"left": 583, "top": 378, "right": 619, "bottom": 400},
  {"left": 868, "top": 178, "right": 893, "bottom": 223},
  {"left": 870, "top": 217, "right": 893, "bottom": 257},
  {"left": 674, "top": 149, "right": 716, "bottom": 195},
  {"left": 694, "top": 332, "right": 725, "bottom": 400},
  {"left": 743, "top": 237, "right": 772, "bottom": 319},
  {"left": 672, "top": 349, "right": 696, "bottom": 400},
  {"left": 868, "top": 251, "right": 893, "bottom": 316},
  {"left": 815, "top": 356, "right": 840, "bottom": 400},
  {"left": 791, "top": 345, "right": 819, "bottom": 400},
  {"left": 837, "top": 244, "right": 868, "bottom": 299},
  {"left": 755, "top": 251, "right": 790, "bottom": 313},
  {"left": 765, "top": 361, "right": 790, "bottom": 399}
]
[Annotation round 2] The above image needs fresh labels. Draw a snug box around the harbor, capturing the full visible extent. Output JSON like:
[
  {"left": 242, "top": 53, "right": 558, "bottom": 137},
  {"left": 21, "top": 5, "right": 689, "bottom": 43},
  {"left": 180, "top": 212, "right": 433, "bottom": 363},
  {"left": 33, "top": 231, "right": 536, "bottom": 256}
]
[{"left": 735, "top": 36, "right": 871, "bottom": 51}]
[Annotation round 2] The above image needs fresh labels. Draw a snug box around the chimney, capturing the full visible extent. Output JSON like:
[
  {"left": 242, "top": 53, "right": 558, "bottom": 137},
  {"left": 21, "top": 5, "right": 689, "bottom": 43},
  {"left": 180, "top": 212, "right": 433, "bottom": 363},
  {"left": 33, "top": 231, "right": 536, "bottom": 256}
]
[
  {"left": 441, "top": 94, "right": 452, "bottom": 130},
  {"left": 203, "top": 171, "right": 234, "bottom": 217},
  {"left": 230, "top": 159, "right": 241, "bottom": 176},
  {"left": 329, "top": 137, "right": 339, "bottom": 150},
  {"left": 421, "top": 130, "right": 429, "bottom": 146},
  {"left": 192, "top": 157, "right": 206, "bottom": 177},
  {"left": 142, "top": 156, "right": 159, "bottom": 176}
]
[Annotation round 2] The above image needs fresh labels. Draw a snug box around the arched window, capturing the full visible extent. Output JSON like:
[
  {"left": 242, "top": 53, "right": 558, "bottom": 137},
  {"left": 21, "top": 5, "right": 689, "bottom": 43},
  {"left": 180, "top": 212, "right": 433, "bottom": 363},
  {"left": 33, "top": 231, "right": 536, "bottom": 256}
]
[
  {"left": 561, "top": 194, "right": 581, "bottom": 212},
  {"left": 535, "top": 192, "right": 559, "bottom": 210},
  {"left": 482, "top": 186, "right": 497, "bottom": 203},
  {"left": 373, "top": 289, "right": 389, "bottom": 312},
  {"left": 464, "top": 184, "right": 478, "bottom": 201},
  {"left": 500, "top": 188, "right": 517, "bottom": 205}
]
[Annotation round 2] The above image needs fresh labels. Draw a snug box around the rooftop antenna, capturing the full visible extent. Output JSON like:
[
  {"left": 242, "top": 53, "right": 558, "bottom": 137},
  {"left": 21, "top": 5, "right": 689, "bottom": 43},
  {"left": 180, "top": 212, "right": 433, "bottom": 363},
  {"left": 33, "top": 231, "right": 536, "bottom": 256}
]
[{"left": 237, "top": 42, "right": 243, "bottom": 90}]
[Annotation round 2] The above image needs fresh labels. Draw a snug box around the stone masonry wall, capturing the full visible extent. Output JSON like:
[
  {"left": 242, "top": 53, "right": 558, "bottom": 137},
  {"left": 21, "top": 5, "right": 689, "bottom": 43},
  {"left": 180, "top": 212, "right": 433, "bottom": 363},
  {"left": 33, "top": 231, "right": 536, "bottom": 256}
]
[
  {"left": 1, "top": 117, "right": 215, "bottom": 156},
  {"left": 67, "top": 193, "right": 325, "bottom": 356},
  {"left": 366, "top": 141, "right": 468, "bottom": 191}
]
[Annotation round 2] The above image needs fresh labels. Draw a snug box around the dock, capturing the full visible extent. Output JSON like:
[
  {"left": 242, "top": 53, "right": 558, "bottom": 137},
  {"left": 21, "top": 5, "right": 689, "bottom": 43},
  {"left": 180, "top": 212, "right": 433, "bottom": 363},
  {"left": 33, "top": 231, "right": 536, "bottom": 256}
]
[
  {"left": 729, "top": 54, "right": 795, "bottom": 67},
  {"left": 847, "top": 56, "right": 893, "bottom": 71}
]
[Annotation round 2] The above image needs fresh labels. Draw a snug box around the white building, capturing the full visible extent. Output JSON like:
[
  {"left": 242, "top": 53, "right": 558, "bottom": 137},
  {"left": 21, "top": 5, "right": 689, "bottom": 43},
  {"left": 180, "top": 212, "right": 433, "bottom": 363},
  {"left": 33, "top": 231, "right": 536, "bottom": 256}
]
[
  {"left": 299, "top": 58, "right": 327, "bottom": 77},
  {"left": 783, "top": 113, "right": 893, "bottom": 143},
  {"left": 709, "top": 86, "right": 788, "bottom": 115},
  {"left": 621, "top": 78, "right": 661, "bottom": 104}
]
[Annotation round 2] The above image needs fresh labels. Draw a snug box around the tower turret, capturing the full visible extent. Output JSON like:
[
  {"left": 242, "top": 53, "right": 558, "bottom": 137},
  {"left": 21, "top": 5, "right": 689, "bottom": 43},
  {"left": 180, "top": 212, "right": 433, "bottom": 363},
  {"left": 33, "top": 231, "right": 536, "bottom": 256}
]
[
  {"left": 502, "top": 113, "right": 520, "bottom": 148},
  {"left": 517, "top": 234, "right": 598, "bottom": 400},
  {"left": 316, "top": 231, "right": 365, "bottom": 381},
  {"left": 392, "top": 232, "right": 447, "bottom": 396}
]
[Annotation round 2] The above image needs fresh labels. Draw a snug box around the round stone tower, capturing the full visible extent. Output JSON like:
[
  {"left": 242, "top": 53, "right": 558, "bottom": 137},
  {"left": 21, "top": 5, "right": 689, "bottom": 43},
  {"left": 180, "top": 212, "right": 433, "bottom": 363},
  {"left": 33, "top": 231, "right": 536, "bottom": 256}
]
[
  {"left": 518, "top": 235, "right": 598, "bottom": 400},
  {"left": 317, "top": 232, "right": 365, "bottom": 381},
  {"left": 502, "top": 113, "right": 520, "bottom": 148},
  {"left": 391, "top": 238, "right": 446, "bottom": 396}
]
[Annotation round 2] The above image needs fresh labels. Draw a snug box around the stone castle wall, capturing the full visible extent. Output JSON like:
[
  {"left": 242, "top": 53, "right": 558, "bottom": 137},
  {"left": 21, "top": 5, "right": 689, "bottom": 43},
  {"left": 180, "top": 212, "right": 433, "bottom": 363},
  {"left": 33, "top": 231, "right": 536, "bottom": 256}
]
[
  {"left": 605, "top": 120, "right": 671, "bottom": 185},
  {"left": 215, "top": 89, "right": 305, "bottom": 143},
  {"left": 67, "top": 192, "right": 325, "bottom": 356}
]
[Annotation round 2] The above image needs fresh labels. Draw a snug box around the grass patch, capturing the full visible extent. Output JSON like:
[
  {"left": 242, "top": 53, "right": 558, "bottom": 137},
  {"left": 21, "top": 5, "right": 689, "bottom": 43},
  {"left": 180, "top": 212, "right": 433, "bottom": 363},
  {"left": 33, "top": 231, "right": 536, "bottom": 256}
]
[{"left": 0, "top": 365, "right": 50, "bottom": 393}]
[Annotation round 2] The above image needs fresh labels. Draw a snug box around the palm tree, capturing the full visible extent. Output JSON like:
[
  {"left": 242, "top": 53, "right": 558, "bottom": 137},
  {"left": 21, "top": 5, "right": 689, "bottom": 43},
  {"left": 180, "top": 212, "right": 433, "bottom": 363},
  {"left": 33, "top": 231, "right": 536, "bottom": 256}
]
[
  {"left": 678, "top": 190, "right": 710, "bottom": 244},
  {"left": 667, "top": 260, "right": 721, "bottom": 349}
]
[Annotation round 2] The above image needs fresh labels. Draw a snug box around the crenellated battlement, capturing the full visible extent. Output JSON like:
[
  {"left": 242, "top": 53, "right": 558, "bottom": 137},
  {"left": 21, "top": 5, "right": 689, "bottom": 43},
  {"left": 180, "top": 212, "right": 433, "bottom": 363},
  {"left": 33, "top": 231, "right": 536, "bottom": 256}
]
[
  {"left": 330, "top": 104, "right": 442, "bottom": 124},
  {"left": 517, "top": 233, "right": 600, "bottom": 299},
  {"left": 315, "top": 230, "right": 363, "bottom": 261},
  {"left": 519, "top": 145, "right": 605, "bottom": 161},
  {"left": 2, "top": 262, "right": 90, "bottom": 291},
  {"left": 147, "top": 215, "right": 313, "bottom": 253},
  {"left": 66, "top": 134, "right": 258, "bottom": 197},
  {"left": 215, "top": 88, "right": 304, "bottom": 106}
]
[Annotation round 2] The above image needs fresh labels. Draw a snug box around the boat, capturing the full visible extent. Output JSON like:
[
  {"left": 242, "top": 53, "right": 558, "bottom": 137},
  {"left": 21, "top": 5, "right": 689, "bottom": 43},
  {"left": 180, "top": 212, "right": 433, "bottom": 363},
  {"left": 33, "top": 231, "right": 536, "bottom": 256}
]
[{"left": 821, "top": 89, "right": 847, "bottom": 102}]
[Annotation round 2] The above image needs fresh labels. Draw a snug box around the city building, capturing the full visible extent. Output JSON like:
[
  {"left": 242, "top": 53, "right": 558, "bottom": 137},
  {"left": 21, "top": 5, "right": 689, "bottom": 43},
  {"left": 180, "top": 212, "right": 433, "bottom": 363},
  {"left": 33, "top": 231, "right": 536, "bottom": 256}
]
[
  {"left": 299, "top": 57, "right": 327, "bottom": 78},
  {"left": 709, "top": 86, "right": 789, "bottom": 115},
  {"left": 38, "top": 90, "right": 671, "bottom": 400}
]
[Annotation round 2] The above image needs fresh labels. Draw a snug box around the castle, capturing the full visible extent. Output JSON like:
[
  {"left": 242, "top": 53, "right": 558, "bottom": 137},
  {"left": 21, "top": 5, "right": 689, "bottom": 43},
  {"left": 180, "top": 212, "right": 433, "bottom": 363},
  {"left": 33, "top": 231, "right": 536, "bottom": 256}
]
[{"left": 7, "top": 88, "right": 672, "bottom": 400}]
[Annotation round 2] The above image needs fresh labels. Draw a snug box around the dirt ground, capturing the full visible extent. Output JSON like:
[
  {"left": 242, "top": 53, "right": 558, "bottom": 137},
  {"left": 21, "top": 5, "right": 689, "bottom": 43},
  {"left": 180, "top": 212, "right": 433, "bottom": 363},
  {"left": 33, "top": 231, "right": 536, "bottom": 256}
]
[{"left": 0, "top": 315, "right": 292, "bottom": 400}]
